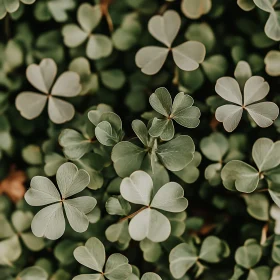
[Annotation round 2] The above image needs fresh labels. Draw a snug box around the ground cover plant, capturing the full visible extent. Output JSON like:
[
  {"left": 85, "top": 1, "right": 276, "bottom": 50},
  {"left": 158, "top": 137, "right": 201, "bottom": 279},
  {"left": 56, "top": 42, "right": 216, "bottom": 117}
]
[{"left": 1, "top": 0, "right": 280, "bottom": 279}]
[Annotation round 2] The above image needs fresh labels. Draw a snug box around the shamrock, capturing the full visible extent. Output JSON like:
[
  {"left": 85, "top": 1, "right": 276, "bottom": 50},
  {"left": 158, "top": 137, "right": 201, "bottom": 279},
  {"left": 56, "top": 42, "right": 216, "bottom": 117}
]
[
  {"left": 112, "top": 120, "right": 195, "bottom": 177},
  {"left": 0, "top": 211, "right": 44, "bottom": 265},
  {"left": 169, "top": 236, "right": 229, "bottom": 279},
  {"left": 135, "top": 10, "right": 206, "bottom": 75},
  {"left": 200, "top": 132, "right": 245, "bottom": 186},
  {"left": 73, "top": 237, "right": 132, "bottom": 280},
  {"left": 149, "top": 87, "right": 200, "bottom": 141},
  {"left": 16, "top": 58, "right": 81, "bottom": 124},
  {"left": 215, "top": 61, "right": 279, "bottom": 132},
  {"left": 222, "top": 138, "right": 280, "bottom": 194},
  {"left": 0, "top": 0, "right": 36, "bottom": 19},
  {"left": 25, "top": 162, "right": 96, "bottom": 240},
  {"left": 120, "top": 170, "right": 188, "bottom": 242},
  {"left": 62, "top": 3, "right": 112, "bottom": 60}
]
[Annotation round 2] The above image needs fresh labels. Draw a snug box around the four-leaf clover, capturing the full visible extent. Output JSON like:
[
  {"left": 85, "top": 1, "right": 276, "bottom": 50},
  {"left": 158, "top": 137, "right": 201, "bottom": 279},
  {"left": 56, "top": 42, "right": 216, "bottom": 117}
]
[
  {"left": 25, "top": 162, "right": 96, "bottom": 240},
  {"left": 73, "top": 237, "right": 132, "bottom": 280},
  {"left": 62, "top": 3, "right": 113, "bottom": 60},
  {"left": 120, "top": 170, "right": 188, "bottom": 242},
  {"left": 215, "top": 63, "right": 279, "bottom": 132},
  {"left": 149, "top": 87, "right": 200, "bottom": 141},
  {"left": 135, "top": 10, "right": 206, "bottom": 75},
  {"left": 16, "top": 58, "right": 82, "bottom": 124}
]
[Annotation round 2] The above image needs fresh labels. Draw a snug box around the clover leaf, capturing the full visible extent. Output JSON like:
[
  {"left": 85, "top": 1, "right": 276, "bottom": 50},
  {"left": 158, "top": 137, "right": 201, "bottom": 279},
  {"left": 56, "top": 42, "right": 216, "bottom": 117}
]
[
  {"left": 271, "top": 204, "right": 280, "bottom": 234},
  {"left": 200, "top": 132, "right": 244, "bottom": 186},
  {"left": 16, "top": 58, "right": 81, "bottom": 124},
  {"left": 222, "top": 138, "right": 280, "bottom": 193},
  {"left": 112, "top": 120, "right": 195, "bottom": 177},
  {"left": 62, "top": 3, "right": 112, "bottom": 60},
  {"left": 16, "top": 266, "right": 48, "bottom": 280},
  {"left": 0, "top": 211, "right": 44, "bottom": 265},
  {"left": 181, "top": 0, "right": 212, "bottom": 19},
  {"left": 0, "top": 0, "right": 36, "bottom": 19},
  {"left": 135, "top": 10, "right": 206, "bottom": 75},
  {"left": 120, "top": 170, "right": 188, "bottom": 242},
  {"left": 169, "top": 236, "right": 229, "bottom": 279},
  {"left": 148, "top": 87, "right": 200, "bottom": 141},
  {"left": 73, "top": 237, "right": 132, "bottom": 280},
  {"left": 264, "top": 50, "right": 280, "bottom": 76},
  {"left": 25, "top": 162, "right": 96, "bottom": 240},
  {"left": 69, "top": 57, "right": 99, "bottom": 95},
  {"left": 90, "top": 112, "right": 124, "bottom": 147},
  {"left": 215, "top": 62, "right": 279, "bottom": 132}
]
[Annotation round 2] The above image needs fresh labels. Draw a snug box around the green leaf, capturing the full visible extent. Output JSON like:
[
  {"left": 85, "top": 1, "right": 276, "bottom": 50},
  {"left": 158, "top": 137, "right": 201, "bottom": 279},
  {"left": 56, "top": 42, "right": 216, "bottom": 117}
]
[
  {"left": 235, "top": 240, "right": 262, "bottom": 269},
  {"left": 173, "top": 151, "right": 201, "bottom": 184},
  {"left": 169, "top": 243, "right": 197, "bottom": 279},
  {"left": 135, "top": 46, "right": 169, "bottom": 75},
  {"left": 156, "top": 135, "right": 195, "bottom": 171},
  {"left": 149, "top": 87, "right": 172, "bottom": 117},
  {"left": 74, "top": 237, "right": 106, "bottom": 272},
  {"left": 0, "top": 235, "right": 21, "bottom": 265},
  {"left": 128, "top": 208, "right": 171, "bottom": 242},
  {"left": 44, "top": 153, "right": 67, "bottom": 176},
  {"left": 247, "top": 266, "right": 271, "bottom": 280},
  {"left": 55, "top": 162, "right": 89, "bottom": 198},
  {"left": 132, "top": 120, "right": 149, "bottom": 147},
  {"left": 200, "top": 132, "right": 228, "bottom": 162},
  {"left": 199, "top": 236, "right": 229, "bottom": 263},
  {"left": 234, "top": 61, "right": 252, "bottom": 90},
  {"left": 86, "top": 35, "right": 113, "bottom": 60},
  {"left": 22, "top": 145, "right": 43, "bottom": 165},
  {"left": 181, "top": 0, "right": 212, "bottom": 19},
  {"left": 31, "top": 203, "right": 65, "bottom": 240},
  {"left": 140, "top": 239, "right": 162, "bottom": 263},
  {"left": 221, "top": 160, "right": 259, "bottom": 193},
  {"left": 150, "top": 182, "right": 188, "bottom": 212},
  {"left": 172, "top": 41, "right": 206, "bottom": 71},
  {"left": 100, "top": 70, "right": 126, "bottom": 90},
  {"left": 54, "top": 240, "right": 77, "bottom": 265},
  {"left": 77, "top": 3, "right": 102, "bottom": 33},
  {"left": 148, "top": 10, "right": 180, "bottom": 47},
  {"left": 141, "top": 272, "right": 162, "bottom": 280},
  {"left": 243, "top": 193, "right": 269, "bottom": 221},
  {"left": 252, "top": 138, "right": 280, "bottom": 172},
  {"left": 202, "top": 55, "right": 228, "bottom": 83},
  {"left": 16, "top": 266, "right": 48, "bottom": 280},
  {"left": 112, "top": 142, "right": 146, "bottom": 177},
  {"left": 264, "top": 50, "right": 280, "bottom": 76},
  {"left": 106, "top": 196, "right": 131, "bottom": 216},
  {"left": 237, "top": 0, "right": 255, "bottom": 11},
  {"left": 104, "top": 254, "right": 132, "bottom": 280},
  {"left": 120, "top": 170, "right": 153, "bottom": 206},
  {"left": 105, "top": 221, "right": 130, "bottom": 244}
]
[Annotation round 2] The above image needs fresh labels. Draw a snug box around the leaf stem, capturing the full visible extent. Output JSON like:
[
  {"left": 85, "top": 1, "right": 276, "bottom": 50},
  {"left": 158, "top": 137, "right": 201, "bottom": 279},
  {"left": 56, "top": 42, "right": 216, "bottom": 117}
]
[{"left": 119, "top": 206, "right": 148, "bottom": 223}]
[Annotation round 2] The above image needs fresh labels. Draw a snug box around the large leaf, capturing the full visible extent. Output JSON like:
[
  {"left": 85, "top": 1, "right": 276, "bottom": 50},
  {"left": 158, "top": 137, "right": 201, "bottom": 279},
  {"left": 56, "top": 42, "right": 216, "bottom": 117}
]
[
  {"left": 56, "top": 162, "right": 90, "bottom": 198},
  {"left": 172, "top": 41, "right": 206, "bottom": 71},
  {"left": 120, "top": 170, "right": 153, "bottom": 206},
  {"left": 128, "top": 208, "right": 171, "bottom": 242},
  {"left": 59, "top": 129, "right": 92, "bottom": 160},
  {"left": 31, "top": 203, "right": 65, "bottom": 240},
  {"left": 135, "top": 46, "right": 169, "bottom": 75},
  {"left": 148, "top": 10, "right": 180, "bottom": 47},
  {"left": 252, "top": 138, "right": 280, "bottom": 172},
  {"left": 221, "top": 160, "right": 259, "bottom": 193},
  {"left": 25, "top": 176, "right": 60, "bottom": 206},
  {"left": 16, "top": 266, "right": 48, "bottom": 280},
  {"left": 156, "top": 135, "right": 195, "bottom": 171},
  {"left": 112, "top": 141, "right": 147, "bottom": 177},
  {"left": 150, "top": 182, "right": 188, "bottom": 212}
]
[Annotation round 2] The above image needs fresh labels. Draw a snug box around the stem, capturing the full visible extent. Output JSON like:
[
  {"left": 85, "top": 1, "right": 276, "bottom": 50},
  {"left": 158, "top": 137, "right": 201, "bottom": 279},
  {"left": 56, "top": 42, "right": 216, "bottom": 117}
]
[
  {"left": 256, "top": 188, "right": 268, "bottom": 193},
  {"left": 260, "top": 223, "right": 268, "bottom": 245},
  {"left": 172, "top": 66, "right": 179, "bottom": 85},
  {"left": 100, "top": 0, "right": 114, "bottom": 33},
  {"left": 4, "top": 14, "right": 10, "bottom": 39},
  {"left": 119, "top": 206, "right": 148, "bottom": 223}
]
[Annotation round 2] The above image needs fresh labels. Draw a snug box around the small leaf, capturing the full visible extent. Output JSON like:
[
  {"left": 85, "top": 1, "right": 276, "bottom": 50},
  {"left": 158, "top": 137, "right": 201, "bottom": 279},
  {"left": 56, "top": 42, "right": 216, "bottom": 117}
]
[
  {"left": 181, "top": 0, "right": 212, "bottom": 19},
  {"left": 169, "top": 243, "right": 197, "bottom": 279},
  {"left": 16, "top": 266, "right": 48, "bottom": 280},
  {"left": 73, "top": 237, "right": 106, "bottom": 272}
]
